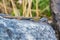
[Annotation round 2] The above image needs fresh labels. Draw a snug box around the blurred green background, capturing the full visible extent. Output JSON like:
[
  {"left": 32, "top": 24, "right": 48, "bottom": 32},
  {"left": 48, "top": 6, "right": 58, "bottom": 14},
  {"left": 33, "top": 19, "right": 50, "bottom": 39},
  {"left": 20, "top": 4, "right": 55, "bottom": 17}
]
[{"left": 0, "top": 0, "right": 51, "bottom": 19}]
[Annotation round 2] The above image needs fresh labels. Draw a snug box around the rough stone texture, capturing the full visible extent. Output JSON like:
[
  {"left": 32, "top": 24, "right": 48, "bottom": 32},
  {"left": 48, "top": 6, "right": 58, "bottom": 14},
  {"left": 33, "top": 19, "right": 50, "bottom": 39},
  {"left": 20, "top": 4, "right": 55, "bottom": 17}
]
[
  {"left": 0, "top": 16, "right": 57, "bottom": 40},
  {"left": 51, "top": 0, "right": 60, "bottom": 31},
  {"left": 50, "top": 0, "right": 60, "bottom": 40}
]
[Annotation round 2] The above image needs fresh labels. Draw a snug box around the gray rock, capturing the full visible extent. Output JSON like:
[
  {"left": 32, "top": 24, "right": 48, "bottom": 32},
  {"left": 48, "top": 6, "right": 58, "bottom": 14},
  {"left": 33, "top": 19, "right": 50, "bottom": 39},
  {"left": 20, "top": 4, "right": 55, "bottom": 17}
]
[
  {"left": 51, "top": 0, "right": 60, "bottom": 31},
  {"left": 0, "top": 16, "right": 57, "bottom": 40}
]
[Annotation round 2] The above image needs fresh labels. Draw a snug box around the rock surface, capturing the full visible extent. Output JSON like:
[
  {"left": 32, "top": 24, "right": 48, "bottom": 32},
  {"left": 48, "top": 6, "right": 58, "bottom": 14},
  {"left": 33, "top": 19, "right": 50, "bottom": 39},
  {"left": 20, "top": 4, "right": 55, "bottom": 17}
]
[
  {"left": 51, "top": 0, "right": 60, "bottom": 31},
  {"left": 0, "top": 16, "right": 57, "bottom": 40}
]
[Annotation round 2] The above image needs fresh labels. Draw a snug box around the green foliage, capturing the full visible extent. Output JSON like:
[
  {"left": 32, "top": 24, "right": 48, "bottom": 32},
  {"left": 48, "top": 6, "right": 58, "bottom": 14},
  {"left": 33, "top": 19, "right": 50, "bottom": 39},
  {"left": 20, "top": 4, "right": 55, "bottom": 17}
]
[
  {"left": 0, "top": 0, "right": 51, "bottom": 18},
  {"left": 32, "top": 0, "right": 51, "bottom": 17},
  {"left": 11, "top": 11, "right": 15, "bottom": 16},
  {"left": 28, "top": 0, "right": 51, "bottom": 17},
  {"left": 40, "top": 0, "right": 51, "bottom": 17}
]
